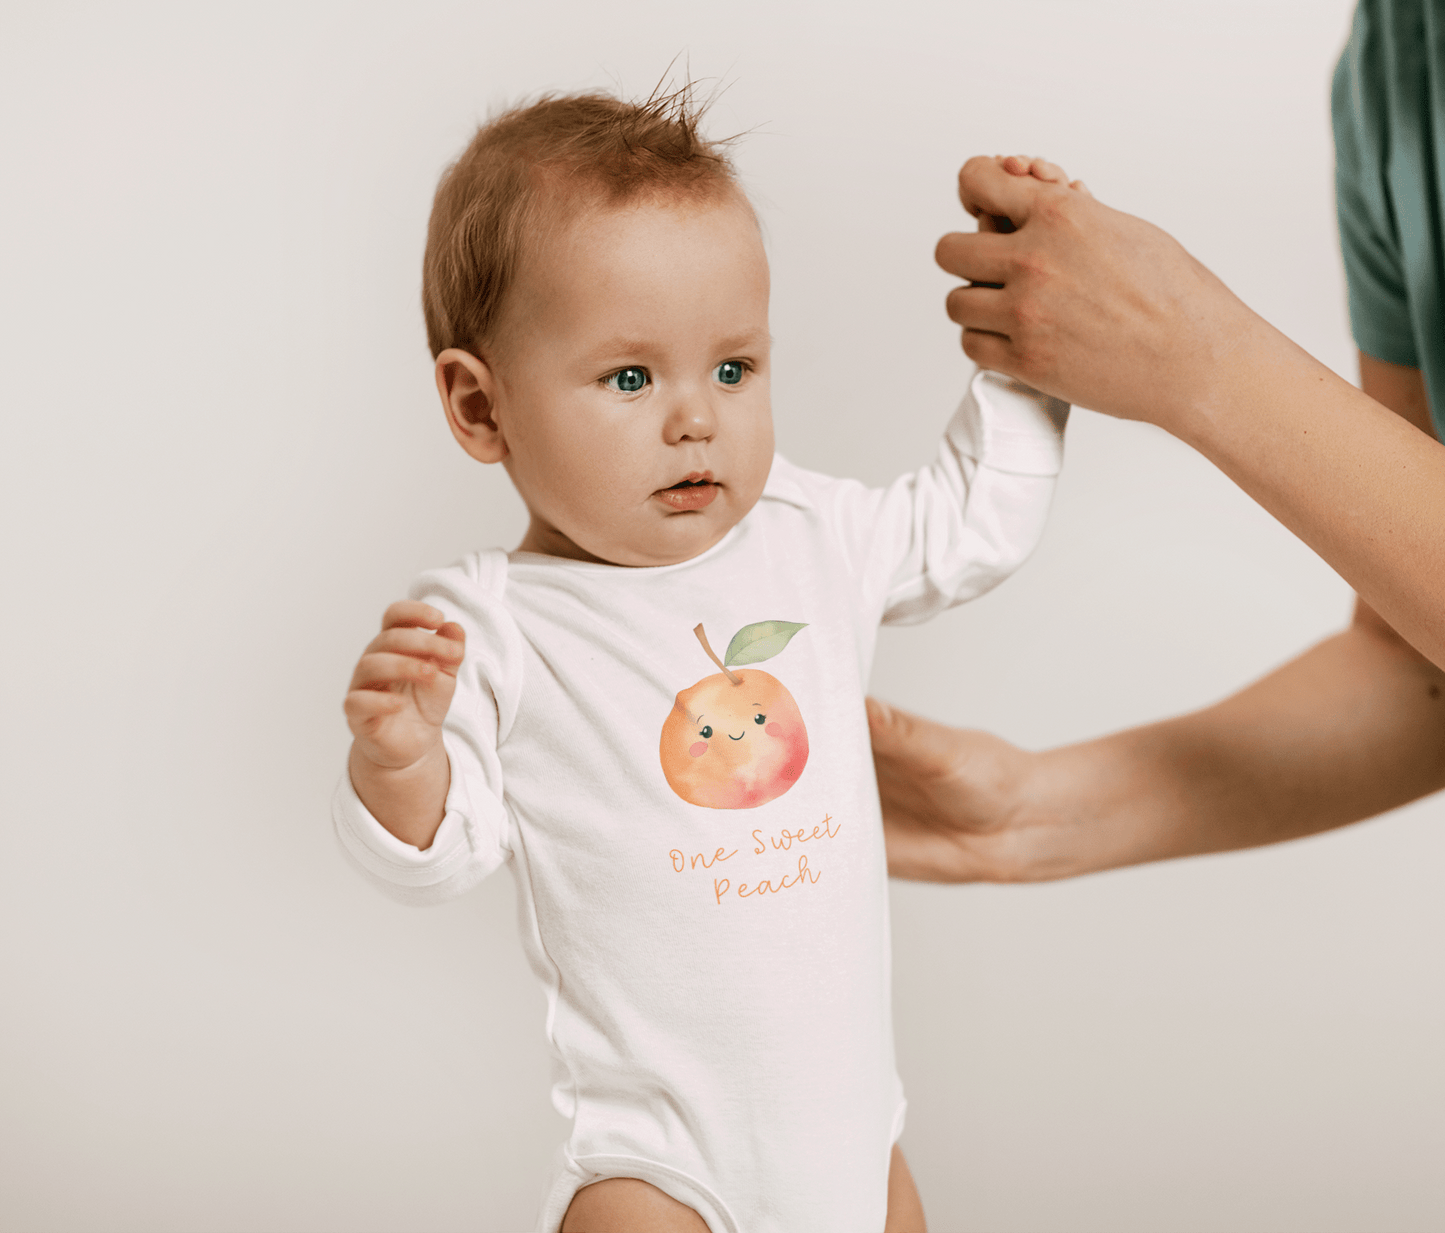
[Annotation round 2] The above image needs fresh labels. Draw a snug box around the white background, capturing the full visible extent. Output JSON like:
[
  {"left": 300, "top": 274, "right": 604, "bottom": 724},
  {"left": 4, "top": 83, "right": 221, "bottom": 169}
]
[{"left": 3, "top": 2, "right": 1442, "bottom": 1231}]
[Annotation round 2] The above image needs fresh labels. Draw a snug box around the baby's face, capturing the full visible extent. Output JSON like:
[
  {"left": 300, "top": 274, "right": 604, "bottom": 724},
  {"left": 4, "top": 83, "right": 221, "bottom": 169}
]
[{"left": 488, "top": 192, "right": 774, "bottom": 567}]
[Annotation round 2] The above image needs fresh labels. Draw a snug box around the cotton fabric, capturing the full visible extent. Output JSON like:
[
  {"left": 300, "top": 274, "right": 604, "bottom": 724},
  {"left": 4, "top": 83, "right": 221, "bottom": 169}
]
[
  {"left": 1334, "top": 0, "right": 1445, "bottom": 432},
  {"left": 334, "top": 369, "right": 1067, "bottom": 1232}
]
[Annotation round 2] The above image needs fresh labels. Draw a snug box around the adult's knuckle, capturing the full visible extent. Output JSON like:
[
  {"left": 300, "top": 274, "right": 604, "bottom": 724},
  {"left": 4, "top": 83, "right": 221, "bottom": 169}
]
[
  {"left": 1012, "top": 248, "right": 1055, "bottom": 284},
  {"left": 1032, "top": 191, "right": 1071, "bottom": 225},
  {"left": 1008, "top": 296, "right": 1045, "bottom": 333}
]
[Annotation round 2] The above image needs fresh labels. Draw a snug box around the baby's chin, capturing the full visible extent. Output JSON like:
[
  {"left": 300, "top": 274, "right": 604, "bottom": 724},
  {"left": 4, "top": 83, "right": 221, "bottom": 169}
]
[
  {"left": 563, "top": 502, "right": 753, "bottom": 568},
  {"left": 610, "top": 513, "right": 745, "bottom": 567}
]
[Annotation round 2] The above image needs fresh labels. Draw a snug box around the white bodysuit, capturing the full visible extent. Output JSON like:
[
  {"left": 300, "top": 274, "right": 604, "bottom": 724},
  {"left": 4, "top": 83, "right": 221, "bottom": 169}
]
[{"left": 334, "top": 370, "right": 1067, "bottom": 1232}]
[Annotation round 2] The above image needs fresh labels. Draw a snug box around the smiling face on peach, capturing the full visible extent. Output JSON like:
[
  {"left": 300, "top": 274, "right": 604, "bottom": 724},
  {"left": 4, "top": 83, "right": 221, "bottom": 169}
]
[{"left": 660, "top": 668, "right": 809, "bottom": 810}]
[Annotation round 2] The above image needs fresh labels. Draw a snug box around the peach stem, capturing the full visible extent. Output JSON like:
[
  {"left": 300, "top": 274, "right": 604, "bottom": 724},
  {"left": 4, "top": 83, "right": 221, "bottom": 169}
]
[{"left": 693, "top": 623, "right": 742, "bottom": 686}]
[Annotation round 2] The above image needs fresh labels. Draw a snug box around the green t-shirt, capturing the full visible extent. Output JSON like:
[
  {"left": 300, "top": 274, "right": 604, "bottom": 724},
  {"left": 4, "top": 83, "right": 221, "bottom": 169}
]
[{"left": 1332, "top": 0, "right": 1445, "bottom": 434}]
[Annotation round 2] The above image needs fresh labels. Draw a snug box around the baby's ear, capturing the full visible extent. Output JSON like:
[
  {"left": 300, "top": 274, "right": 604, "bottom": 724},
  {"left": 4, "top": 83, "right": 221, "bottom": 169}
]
[{"left": 436, "top": 348, "right": 507, "bottom": 463}]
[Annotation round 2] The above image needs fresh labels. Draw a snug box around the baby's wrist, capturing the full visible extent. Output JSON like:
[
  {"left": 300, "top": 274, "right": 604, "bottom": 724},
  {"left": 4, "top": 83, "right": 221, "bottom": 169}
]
[
  {"left": 348, "top": 740, "right": 450, "bottom": 849},
  {"left": 351, "top": 734, "right": 446, "bottom": 778}
]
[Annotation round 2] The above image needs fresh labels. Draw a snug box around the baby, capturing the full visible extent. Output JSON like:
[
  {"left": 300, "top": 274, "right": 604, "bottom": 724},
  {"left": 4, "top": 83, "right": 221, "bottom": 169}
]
[{"left": 335, "top": 90, "right": 1068, "bottom": 1232}]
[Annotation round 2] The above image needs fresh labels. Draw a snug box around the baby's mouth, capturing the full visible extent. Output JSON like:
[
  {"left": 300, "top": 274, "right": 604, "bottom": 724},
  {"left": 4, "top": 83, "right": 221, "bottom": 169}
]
[{"left": 654, "top": 471, "right": 718, "bottom": 511}]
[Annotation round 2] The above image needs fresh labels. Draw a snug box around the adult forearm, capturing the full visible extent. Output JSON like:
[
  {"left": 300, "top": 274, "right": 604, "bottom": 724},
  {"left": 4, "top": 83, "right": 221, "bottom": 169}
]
[
  {"left": 1175, "top": 322, "right": 1445, "bottom": 669},
  {"left": 1015, "top": 619, "right": 1445, "bottom": 879}
]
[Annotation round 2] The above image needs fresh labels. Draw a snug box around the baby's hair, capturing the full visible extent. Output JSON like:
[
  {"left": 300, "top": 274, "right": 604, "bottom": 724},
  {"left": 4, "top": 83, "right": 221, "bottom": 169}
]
[{"left": 422, "top": 83, "right": 741, "bottom": 359}]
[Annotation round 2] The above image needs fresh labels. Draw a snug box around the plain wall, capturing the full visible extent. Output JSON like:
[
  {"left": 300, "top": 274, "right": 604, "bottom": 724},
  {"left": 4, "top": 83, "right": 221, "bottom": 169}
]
[{"left": 3, "top": 2, "right": 1442, "bottom": 1230}]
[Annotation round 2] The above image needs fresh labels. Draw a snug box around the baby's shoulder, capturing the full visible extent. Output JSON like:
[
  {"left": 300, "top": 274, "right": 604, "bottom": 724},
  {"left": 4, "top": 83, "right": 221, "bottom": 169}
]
[
  {"left": 408, "top": 548, "right": 521, "bottom": 651},
  {"left": 408, "top": 549, "right": 525, "bottom": 727},
  {"left": 409, "top": 548, "right": 510, "bottom": 605},
  {"left": 758, "top": 452, "right": 858, "bottom": 509},
  {"left": 759, "top": 452, "right": 877, "bottom": 524}
]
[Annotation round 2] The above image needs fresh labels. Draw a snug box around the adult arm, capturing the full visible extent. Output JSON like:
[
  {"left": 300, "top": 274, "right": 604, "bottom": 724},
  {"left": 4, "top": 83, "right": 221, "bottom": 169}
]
[
  {"left": 875, "top": 353, "right": 1445, "bottom": 883},
  {"left": 936, "top": 161, "right": 1445, "bottom": 670}
]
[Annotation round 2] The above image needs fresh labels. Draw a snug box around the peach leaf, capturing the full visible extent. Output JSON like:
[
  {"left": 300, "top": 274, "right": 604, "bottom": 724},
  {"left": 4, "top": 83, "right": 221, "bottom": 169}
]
[{"left": 723, "top": 620, "right": 808, "bottom": 667}]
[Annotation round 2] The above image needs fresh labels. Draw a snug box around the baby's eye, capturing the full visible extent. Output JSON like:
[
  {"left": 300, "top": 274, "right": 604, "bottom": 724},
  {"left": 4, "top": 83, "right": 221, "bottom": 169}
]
[
  {"left": 753, "top": 713, "right": 766, "bottom": 725},
  {"left": 713, "top": 360, "right": 747, "bottom": 386},
  {"left": 604, "top": 367, "right": 649, "bottom": 393},
  {"left": 699, "top": 725, "right": 713, "bottom": 739}
]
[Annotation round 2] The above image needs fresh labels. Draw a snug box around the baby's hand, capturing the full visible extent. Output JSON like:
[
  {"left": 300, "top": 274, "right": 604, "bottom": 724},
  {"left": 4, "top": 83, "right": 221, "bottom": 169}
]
[
  {"left": 344, "top": 601, "right": 465, "bottom": 772},
  {"left": 977, "top": 156, "right": 1091, "bottom": 234},
  {"left": 999, "top": 154, "right": 1090, "bottom": 195}
]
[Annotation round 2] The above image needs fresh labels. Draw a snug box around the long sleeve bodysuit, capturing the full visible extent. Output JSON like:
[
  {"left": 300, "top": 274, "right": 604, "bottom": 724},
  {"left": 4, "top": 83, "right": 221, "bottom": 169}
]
[{"left": 334, "top": 370, "right": 1068, "bottom": 1232}]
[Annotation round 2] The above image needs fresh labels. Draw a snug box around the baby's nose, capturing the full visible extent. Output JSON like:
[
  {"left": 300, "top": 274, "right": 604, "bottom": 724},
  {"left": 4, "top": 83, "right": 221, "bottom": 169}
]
[{"left": 664, "top": 393, "right": 717, "bottom": 442}]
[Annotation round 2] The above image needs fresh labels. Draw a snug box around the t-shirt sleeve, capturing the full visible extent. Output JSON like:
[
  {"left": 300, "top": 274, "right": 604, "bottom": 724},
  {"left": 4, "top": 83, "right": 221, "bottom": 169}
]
[
  {"left": 1333, "top": 13, "right": 1419, "bottom": 367},
  {"left": 331, "top": 551, "right": 523, "bottom": 906},
  {"left": 809, "top": 367, "right": 1068, "bottom": 625}
]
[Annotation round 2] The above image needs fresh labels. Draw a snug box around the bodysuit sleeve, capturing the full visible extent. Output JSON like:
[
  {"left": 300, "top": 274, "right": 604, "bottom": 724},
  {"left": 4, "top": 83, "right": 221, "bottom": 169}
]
[
  {"left": 331, "top": 550, "right": 524, "bottom": 906},
  {"left": 809, "top": 367, "right": 1068, "bottom": 624}
]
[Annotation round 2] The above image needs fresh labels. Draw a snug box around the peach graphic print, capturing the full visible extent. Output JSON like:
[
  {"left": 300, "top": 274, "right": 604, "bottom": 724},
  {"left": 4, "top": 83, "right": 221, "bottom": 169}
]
[{"left": 660, "top": 622, "right": 810, "bottom": 809}]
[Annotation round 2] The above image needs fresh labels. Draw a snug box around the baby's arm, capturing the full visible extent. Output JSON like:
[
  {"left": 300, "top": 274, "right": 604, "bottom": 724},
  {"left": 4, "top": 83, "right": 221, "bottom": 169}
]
[
  {"left": 343, "top": 600, "right": 465, "bottom": 851},
  {"left": 821, "top": 156, "right": 1085, "bottom": 618},
  {"left": 334, "top": 560, "right": 515, "bottom": 904}
]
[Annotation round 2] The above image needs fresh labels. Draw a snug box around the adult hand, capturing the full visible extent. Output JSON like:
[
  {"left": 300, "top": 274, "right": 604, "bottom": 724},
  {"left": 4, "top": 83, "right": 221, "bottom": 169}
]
[
  {"left": 868, "top": 697, "right": 1035, "bottom": 883},
  {"left": 936, "top": 156, "right": 1265, "bottom": 438},
  {"left": 873, "top": 599, "right": 1445, "bottom": 885},
  {"left": 936, "top": 157, "right": 1445, "bottom": 670},
  {"left": 869, "top": 695, "right": 1123, "bottom": 885}
]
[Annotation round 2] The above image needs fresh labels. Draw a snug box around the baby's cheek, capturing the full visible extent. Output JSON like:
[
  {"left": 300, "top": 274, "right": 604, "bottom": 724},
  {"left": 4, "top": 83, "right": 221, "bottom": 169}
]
[
  {"left": 690, "top": 741, "right": 709, "bottom": 758},
  {"left": 765, "top": 722, "right": 783, "bottom": 738}
]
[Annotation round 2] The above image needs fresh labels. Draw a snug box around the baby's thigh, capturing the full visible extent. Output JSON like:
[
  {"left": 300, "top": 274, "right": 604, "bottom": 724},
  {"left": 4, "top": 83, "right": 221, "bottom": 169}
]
[
  {"left": 559, "top": 1176, "right": 710, "bottom": 1233},
  {"left": 885, "top": 1143, "right": 927, "bottom": 1232}
]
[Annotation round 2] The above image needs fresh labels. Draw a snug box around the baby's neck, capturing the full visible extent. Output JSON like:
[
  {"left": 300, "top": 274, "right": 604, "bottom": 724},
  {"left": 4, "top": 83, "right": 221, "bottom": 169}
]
[{"left": 515, "top": 521, "right": 612, "bottom": 564}]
